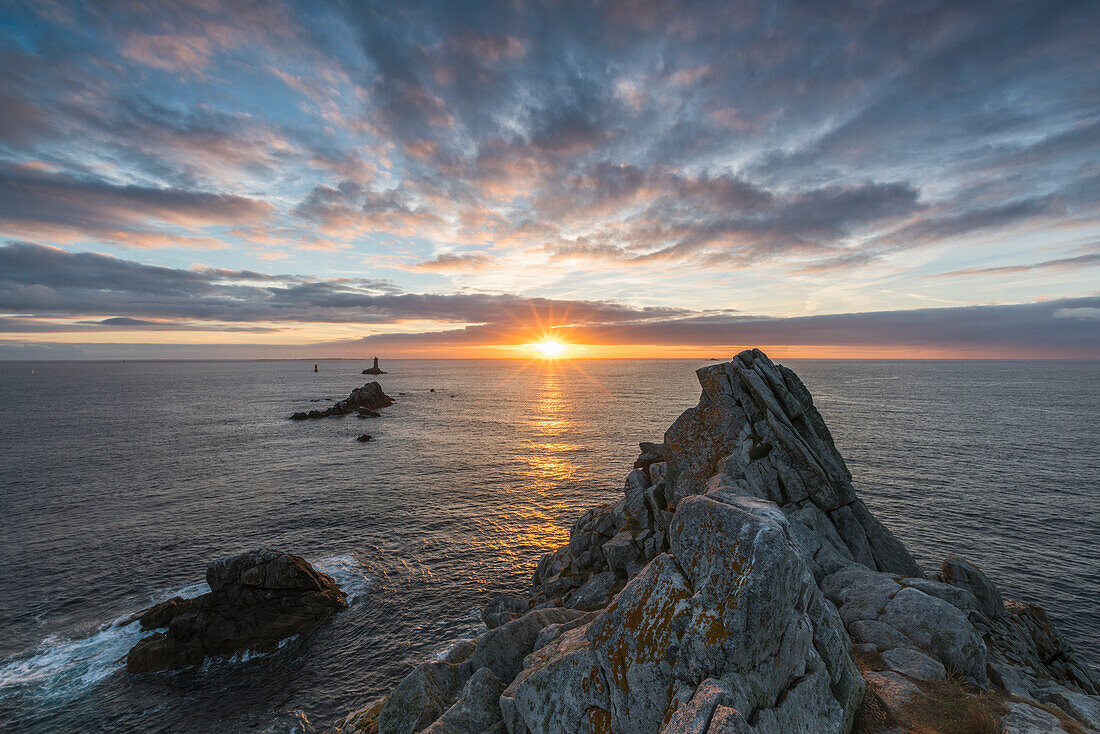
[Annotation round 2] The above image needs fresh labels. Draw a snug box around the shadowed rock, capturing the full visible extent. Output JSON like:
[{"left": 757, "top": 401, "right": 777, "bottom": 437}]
[
  {"left": 290, "top": 382, "right": 394, "bottom": 420},
  {"left": 126, "top": 549, "right": 346, "bottom": 673},
  {"left": 363, "top": 357, "right": 387, "bottom": 375}
]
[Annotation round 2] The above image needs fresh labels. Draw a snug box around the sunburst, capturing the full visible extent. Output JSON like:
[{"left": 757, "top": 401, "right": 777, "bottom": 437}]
[{"left": 533, "top": 339, "right": 567, "bottom": 358}]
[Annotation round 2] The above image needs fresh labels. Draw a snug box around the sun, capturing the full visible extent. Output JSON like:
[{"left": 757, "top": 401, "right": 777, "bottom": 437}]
[{"left": 533, "top": 339, "right": 567, "bottom": 358}]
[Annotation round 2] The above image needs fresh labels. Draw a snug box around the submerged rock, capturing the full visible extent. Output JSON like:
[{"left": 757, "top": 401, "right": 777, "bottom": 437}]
[
  {"left": 291, "top": 382, "right": 394, "bottom": 420},
  {"left": 357, "top": 434, "right": 373, "bottom": 442},
  {"left": 335, "top": 349, "right": 1100, "bottom": 734},
  {"left": 126, "top": 549, "right": 346, "bottom": 673}
]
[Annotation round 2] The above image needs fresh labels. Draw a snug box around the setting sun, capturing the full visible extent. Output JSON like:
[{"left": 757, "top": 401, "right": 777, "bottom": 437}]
[{"left": 533, "top": 339, "right": 567, "bottom": 358}]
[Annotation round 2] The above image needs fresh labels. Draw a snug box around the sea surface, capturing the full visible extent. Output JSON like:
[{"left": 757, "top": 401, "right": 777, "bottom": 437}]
[{"left": 0, "top": 358, "right": 1096, "bottom": 732}]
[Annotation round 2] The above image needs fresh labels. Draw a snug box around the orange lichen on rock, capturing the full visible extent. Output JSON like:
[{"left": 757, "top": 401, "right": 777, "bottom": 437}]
[{"left": 585, "top": 707, "right": 613, "bottom": 734}]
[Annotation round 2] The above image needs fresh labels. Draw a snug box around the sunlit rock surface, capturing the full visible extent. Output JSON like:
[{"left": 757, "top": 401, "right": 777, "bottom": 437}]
[{"left": 334, "top": 349, "right": 1099, "bottom": 734}]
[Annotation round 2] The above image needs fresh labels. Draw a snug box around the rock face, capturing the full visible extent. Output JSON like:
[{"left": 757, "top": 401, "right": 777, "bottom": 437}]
[
  {"left": 335, "top": 349, "right": 1099, "bottom": 734},
  {"left": 291, "top": 382, "right": 394, "bottom": 420},
  {"left": 127, "top": 549, "right": 346, "bottom": 673},
  {"left": 496, "top": 497, "right": 863, "bottom": 733},
  {"left": 363, "top": 357, "right": 387, "bottom": 375}
]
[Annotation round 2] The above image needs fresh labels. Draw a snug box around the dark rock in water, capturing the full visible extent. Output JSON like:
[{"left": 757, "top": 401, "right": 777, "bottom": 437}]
[
  {"left": 429, "top": 388, "right": 435, "bottom": 393},
  {"left": 290, "top": 382, "right": 394, "bottom": 420},
  {"left": 132, "top": 596, "right": 189, "bottom": 629},
  {"left": 357, "top": 407, "right": 380, "bottom": 418},
  {"left": 362, "top": 356, "right": 386, "bottom": 375},
  {"left": 356, "top": 434, "right": 372, "bottom": 442},
  {"left": 126, "top": 549, "right": 346, "bottom": 673}
]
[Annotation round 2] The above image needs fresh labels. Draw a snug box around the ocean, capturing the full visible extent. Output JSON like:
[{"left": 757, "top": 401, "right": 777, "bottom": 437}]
[{"left": 0, "top": 358, "right": 1096, "bottom": 732}]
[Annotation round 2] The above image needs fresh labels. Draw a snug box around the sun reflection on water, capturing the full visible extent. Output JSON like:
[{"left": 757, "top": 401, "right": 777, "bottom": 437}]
[
  {"left": 507, "top": 363, "right": 580, "bottom": 550},
  {"left": 468, "top": 358, "right": 644, "bottom": 581}
]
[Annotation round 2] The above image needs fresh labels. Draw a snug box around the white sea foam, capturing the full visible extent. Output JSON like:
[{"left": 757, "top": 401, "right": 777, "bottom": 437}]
[
  {"left": 429, "top": 607, "right": 488, "bottom": 661},
  {"left": 0, "top": 616, "right": 144, "bottom": 701},
  {"left": 0, "top": 554, "right": 371, "bottom": 705},
  {"left": 312, "top": 552, "right": 379, "bottom": 604}
]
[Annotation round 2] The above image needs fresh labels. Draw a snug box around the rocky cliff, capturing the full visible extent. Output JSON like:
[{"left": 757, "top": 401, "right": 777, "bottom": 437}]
[{"left": 335, "top": 349, "right": 1099, "bottom": 734}]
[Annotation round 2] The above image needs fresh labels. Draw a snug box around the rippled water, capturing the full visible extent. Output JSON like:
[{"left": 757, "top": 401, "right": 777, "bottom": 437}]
[{"left": 0, "top": 358, "right": 1096, "bottom": 732}]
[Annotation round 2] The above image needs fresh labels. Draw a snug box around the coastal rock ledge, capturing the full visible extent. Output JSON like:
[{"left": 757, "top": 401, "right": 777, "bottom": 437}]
[
  {"left": 334, "top": 349, "right": 1099, "bottom": 734},
  {"left": 127, "top": 549, "right": 347, "bottom": 673}
]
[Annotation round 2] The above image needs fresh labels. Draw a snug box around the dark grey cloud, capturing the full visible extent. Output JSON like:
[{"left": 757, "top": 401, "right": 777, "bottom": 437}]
[
  {"left": 0, "top": 242, "right": 687, "bottom": 326},
  {"left": 350, "top": 297, "right": 1100, "bottom": 359},
  {"left": 0, "top": 241, "right": 276, "bottom": 294},
  {"left": 0, "top": 162, "right": 272, "bottom": 242},
  {"left": 792, "top": 195, "right": 1067, "bottom": 272},
  {"left": 0, "top": 316, "right": 277, "bottom": 332},
  {"left": 1, "top": 243, "right": 1095, "bottom": 358},
  {"left": 540, "top": 175, "right": 921, "bottom": 266}
]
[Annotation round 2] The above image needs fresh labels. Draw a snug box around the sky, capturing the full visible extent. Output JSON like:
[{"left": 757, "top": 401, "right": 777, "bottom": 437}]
[{"left": 1, "top": 0, "right": 1098, "bottom": 359}]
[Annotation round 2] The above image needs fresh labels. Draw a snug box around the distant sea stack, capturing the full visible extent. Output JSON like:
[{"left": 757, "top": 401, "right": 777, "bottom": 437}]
[
  {"left": 290, "top": 382, "right": 394, "bottom": 420},
  {"left": 362, "top": 357, "right": 386, "bottom": 375},
  {"left": 126, "top": 549, "right": 346, "bottom": 673},
  {"left": 335, "top": 349, "right": 1100, "bottom": 734}
]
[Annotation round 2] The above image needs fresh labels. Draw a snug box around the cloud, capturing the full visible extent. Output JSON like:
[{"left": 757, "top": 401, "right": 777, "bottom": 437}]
[
  {"left": 0, "top": 0, "right": 1098, "bottom": 332},
  {"left": 537, "top": 174, "right": 922, "bottom": 268},
  {"left": 0, "top": 241, "right": 685, "bottom": 327},
  {"left": 1054, "top": 307, "right": 1100, "bottom": 321},
  {"left": 0, "top": 162, "right": 272, "bottom": 246},
  {"left": 348, "top": 297, "right": 1100, "bottom": 359},
  {"left": 407, "top": 253, "right": 495, "bottom": 272},
  {"left": 0, "top": 316, "right": 276, "bottom": 332},
  {"left": 929, "top": 251, "right": 1100, "bottom": 278},
  {"left": 122, "top": 33, "right": 216, "bottom": 73},
  {"left": 1, "top": 243, "right": 1096, "bottom": 358}
]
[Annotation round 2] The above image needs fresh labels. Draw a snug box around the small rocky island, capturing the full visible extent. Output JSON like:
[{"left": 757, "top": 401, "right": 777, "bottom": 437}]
[
  {"left": 127, "top": 549, "right": 346, "bottom": 673},
  {"left": 290, "top": 382, "right": 394, "bottom": 420},
  {"left": 363, "top": 357, "right": 387, "bottom": 375},
  {"left": 334, "top": 349, "right": 1099, "bottom": 734}
]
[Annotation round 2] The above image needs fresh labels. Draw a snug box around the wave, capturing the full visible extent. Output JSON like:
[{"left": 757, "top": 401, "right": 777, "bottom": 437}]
[
  {"left": 0, "top": 553, "right": 376, "bottom": 707},
  {"left": 429, "top": 607, "right": 487, "bottom": 662},
  {"left": 0, "top": 615, "right": 145, "bottom": 703},
  {"left": 312, "top": 553, "right": 381, "bottom": 605}
]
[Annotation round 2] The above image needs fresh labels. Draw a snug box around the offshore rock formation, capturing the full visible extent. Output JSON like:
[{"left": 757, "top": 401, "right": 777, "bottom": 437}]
[
  {"left": 127, "top": 549, "right": 346, "bottom": 673},
  {"left": 363, "top": 357, "right": 387, "bottom": 375},
  {"left": 291, "top": 382, "right": 394, "bottom": 420},
  {"left": 334, "top": 349, "right": 1098, "bottom": 734}
]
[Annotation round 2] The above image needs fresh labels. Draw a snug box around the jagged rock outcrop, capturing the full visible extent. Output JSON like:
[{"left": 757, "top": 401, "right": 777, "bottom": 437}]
[
  {"left": 291, "top": 382, "right": 394, "bottom": 420},
  {"left": 334, "top": 349, "right": 1098, "bottom": 734},
  {"left": 497, "top": 496, "right": 864, "bottom": 733},
  {"left": 127, "top": 549, "right": 346, "bottom": 673}
]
